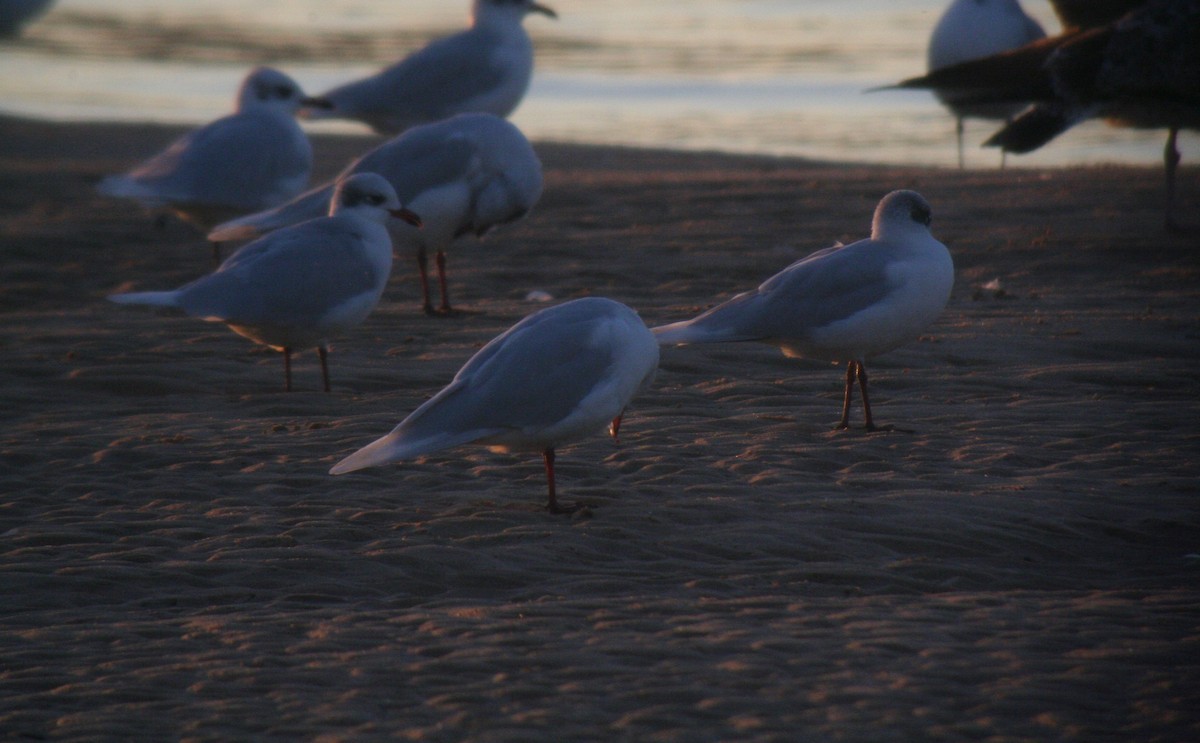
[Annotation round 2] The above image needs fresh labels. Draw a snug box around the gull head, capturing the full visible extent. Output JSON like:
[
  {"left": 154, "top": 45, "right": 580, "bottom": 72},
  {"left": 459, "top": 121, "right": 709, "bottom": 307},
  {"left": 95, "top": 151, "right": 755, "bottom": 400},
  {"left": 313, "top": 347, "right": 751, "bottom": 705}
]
[
  {"left": 871, "top": 190, "right": 934, "bottom": 241},
  {"left": 331, "top": 173, "right": 422, "bottom": 227},
  {"left": 237, "top": 66, "right": 331, "bottom": 114}
]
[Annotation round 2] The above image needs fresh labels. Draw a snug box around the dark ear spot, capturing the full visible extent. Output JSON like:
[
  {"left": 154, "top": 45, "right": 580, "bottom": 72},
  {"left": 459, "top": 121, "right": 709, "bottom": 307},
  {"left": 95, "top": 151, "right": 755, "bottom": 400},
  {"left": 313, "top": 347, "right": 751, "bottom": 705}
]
[{"left": 911, "top": 203, "right": 932, "bottom": 226}]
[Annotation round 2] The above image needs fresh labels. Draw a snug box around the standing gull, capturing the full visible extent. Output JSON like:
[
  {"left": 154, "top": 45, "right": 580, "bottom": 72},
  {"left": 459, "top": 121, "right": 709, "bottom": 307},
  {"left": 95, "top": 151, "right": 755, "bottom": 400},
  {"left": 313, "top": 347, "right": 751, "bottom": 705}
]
[
  {"left": 330, "top": 298, "right": 659, "bottom": 514},
  {"left": 892, "top": 0, "right": 1196, "bottom": 231},
  {"left": 97, "top": 67, "right": 330, "bottom": 255},
  {"left": 301, "top": 0, "right": 556, "bottom": 135},
  {"left": 926, "top": 0, "right": 1046, "bottom": 168},
  {"left": 108, "top": 173, "right": 422, "bottom": 393},
  {"left": 210, "top": 113, "right": 543, "bottom": 316},
  {"left": 653, "top": 191, "right": 954, "bottom": 432}
]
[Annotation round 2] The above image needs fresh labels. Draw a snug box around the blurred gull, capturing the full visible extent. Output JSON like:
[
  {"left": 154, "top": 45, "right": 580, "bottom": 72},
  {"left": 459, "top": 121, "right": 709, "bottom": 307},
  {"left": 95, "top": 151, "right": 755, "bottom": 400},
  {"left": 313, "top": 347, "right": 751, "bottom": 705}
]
[
  {"left": 97, "top": 67, "right": 330, "bottom": 255},
  {"left": 653, "top": 191, "right": 954, "bottom": 432},
  {"left": 0, "top": 0, "right": 54, "bottom": 37},
  {"left": 210, "top": 113, "right": 543, "bottom": 316},
  {"left": 301, "top": 0, "right": 556, "bottom": 135},
  {"left": 895, "top": 0, "right": 1198, "bottom": 231},
  {"left": 926, "top": 0, "right": 1047, "bottom": 168},
  {"left": 108, "top": 173, "right": 421, "bottom": 392},
  {"left": 330, "top": 298, "right": 659, "bottom": 514}
]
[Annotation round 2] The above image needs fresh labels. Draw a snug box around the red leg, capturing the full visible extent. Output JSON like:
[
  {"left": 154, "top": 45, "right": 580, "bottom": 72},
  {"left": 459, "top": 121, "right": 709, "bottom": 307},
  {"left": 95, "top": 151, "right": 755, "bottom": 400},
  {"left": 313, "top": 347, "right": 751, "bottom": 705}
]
[
  {"left": 609, "top": 413, "right": 624, "bottom": 443},
  {"left": 436, "top": 249, "right": 452, "bottom": 314},
  {"left": 855, "top": 361, "right": 877, "bottom": 432},
  {"left": 837, "top": 360, "right": 855, "bottom": 430},
  {"left": 318, "top": 346, "right": 330, "bottom": 393},
  {"left": 416, "top": 245, "right": 435, "bottom": 315},
  {"left": 542, "top": 448, "right": 579, "bottom": 514}
]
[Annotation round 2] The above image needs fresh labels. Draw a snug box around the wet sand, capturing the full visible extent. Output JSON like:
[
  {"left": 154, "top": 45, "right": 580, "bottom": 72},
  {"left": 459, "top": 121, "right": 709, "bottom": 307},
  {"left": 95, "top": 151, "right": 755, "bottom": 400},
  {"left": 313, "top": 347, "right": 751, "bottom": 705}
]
[{"left": 1, "top": 115, "right": 1198, "bottom": 741}]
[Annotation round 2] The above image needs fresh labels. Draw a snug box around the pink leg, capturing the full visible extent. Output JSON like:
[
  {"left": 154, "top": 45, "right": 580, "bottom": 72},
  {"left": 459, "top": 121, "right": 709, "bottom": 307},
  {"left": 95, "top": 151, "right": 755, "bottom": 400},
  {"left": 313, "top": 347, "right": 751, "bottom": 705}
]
[
  {"left": 436, "top": 249, "right": 452, "bottom": 314},
  {"left": 855, "top": 361, "right": 877, "bottom": 432},
  {"left": 416, "top": 245, "right": 435, "bottom": 315},
  {"left": 837, "top": 360, "right": 855, "bottom": 430},
  {"left": 318, "top": 346, "right": 330, "bottom": 393},
  {"left": 542, "top": 448, "right": 579, "bottom": 514},
  {"left": 609, "top": 413, "right": 624, "bottom": 443}
]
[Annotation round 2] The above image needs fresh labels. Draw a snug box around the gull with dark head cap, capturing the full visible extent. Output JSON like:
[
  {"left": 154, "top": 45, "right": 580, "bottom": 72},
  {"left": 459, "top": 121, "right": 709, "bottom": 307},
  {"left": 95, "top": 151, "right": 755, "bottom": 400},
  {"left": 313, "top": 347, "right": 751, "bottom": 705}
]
[
  {"left": 97, "top": 67, "right": 331, "bottom": 253},
  {"left": 109, "top": 173, "right": 421, "bottom": 393},
  {"left": 653, "top": 191, "right": 954, "bottom": 432}
]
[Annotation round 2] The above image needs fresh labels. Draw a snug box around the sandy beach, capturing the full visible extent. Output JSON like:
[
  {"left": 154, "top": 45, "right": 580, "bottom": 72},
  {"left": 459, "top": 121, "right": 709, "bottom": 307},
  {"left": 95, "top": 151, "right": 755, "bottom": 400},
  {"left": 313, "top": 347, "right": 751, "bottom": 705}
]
[{"left": 2, "top": 114, "right": 1198, "bottom": 741}]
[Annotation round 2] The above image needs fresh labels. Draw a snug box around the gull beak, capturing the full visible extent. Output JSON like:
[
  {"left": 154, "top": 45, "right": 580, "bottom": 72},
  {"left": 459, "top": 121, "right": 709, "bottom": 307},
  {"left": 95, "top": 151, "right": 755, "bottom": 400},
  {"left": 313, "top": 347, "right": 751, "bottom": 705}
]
[
  {"left": 390, "top": 207, "right": 422, "bottom": 228},
  {"left": 301, "top": 96, "right": 334, "bottom": 110},
  {"left": 530, "top": 3, "right": 557, "bottom": 19}
]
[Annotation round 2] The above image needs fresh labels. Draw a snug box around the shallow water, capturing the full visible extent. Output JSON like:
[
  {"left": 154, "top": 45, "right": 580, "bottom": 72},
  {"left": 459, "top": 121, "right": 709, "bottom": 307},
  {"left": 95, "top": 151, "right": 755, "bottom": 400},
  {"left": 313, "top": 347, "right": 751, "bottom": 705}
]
[{"left": 0, "top": 0, "right": 1194, "bottom": 166}]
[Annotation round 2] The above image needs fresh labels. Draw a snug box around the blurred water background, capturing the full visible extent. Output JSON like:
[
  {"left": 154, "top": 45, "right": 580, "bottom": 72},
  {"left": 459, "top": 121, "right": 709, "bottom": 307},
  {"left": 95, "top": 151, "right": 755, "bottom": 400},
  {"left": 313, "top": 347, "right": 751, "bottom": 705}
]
[{"left": 0, "top": 0, "right": 1192, "bottom": 167}]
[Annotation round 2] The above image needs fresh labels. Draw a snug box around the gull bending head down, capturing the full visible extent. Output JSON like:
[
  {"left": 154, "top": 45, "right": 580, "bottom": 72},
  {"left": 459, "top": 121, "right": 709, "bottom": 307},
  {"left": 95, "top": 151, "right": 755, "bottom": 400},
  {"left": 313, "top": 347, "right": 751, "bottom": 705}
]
[{"left": 330, "top": 297, "right": 659, "bottom": 514}]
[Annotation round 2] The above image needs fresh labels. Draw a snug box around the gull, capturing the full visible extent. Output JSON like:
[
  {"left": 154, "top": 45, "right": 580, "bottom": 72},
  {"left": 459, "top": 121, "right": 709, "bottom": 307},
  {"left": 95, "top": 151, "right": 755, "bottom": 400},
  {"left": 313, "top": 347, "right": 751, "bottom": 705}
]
[
  {"left": 0, "top": 0, "right": 54, "bottom": 37},
  {"left": 108, "top": 173, "right": 422, "bottom": 392},
  {"left": 926, "top": 0, "right": 1047, "bottom": 168},
  {"left": 329, "top": 297, "right": 659, "bottom": 514},
  {"left": 97, "top": 66, "right": 330, "bottom": 255},
  {"left": 300, "top": 0, "right": 556, "bottom": 135},
  {"left": 209, "top": 113, "right": 543, "bottom": 316},
  {"left": 892, "top": 0, "right": 1197, "bottom": 231},
  {"left": 653, "top": 191, "right": 954, "bottom": 432}
]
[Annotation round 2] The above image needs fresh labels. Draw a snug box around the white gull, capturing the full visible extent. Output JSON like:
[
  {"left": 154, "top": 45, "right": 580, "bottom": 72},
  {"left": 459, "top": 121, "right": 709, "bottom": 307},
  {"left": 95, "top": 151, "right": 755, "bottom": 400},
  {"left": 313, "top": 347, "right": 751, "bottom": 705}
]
[
  {"left": 652, "top": 190, "right": 954, "bottom": 432},
  {"left": 209, "top": 113, "right": 543, "bottom": 316},
  {"left": 96, "top": 67, "right": 329, "bottom": 253},
  {"left": 330, "top": 297, "right": 659, "bottom": 514},
  {"left": 927, "top": 0, "right": 1047, "bottom": 167},
  {"left": 108, "top": 173, "right": 421, "bottom": 392},
  {"left": 301, "top": 0, "right": 556, "bottom": 135}
]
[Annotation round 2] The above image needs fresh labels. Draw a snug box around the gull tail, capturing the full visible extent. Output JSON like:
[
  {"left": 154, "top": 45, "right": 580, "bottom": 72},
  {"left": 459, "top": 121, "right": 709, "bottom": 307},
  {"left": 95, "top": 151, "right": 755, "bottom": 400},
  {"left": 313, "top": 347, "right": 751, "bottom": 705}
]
[
  {"left": 983, "top": 103, "right": 1086, "bottom": 154},
  {"left": 652, "top": 318, "right": 749, "bottom": 346},
  {"left": 329, "top": 427, "right": 487, "bottom": 475},
  {"left": 887, "top": 36, "right": 1061, "bottom": 105},
  {"left": 108, "top": 290, "right": 182, "bottom": 308},
  {"left": 207, "top": 185, "right": 334, "bottom": 242},
  {"left": 96, "top": 175, "right": 158, "bottom": 202}
]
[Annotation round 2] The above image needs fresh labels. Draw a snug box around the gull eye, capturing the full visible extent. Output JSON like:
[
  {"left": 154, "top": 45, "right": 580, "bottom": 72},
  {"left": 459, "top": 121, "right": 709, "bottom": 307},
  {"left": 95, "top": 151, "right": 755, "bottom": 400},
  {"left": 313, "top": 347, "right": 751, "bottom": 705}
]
[{"left": 276, "top": 85, "right": 294, "bottom": 99}]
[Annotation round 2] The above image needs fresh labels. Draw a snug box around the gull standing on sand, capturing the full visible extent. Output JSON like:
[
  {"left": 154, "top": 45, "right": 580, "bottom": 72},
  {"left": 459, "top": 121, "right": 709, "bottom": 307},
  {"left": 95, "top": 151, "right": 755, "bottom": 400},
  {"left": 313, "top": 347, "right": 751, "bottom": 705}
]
[
  {"left": 108, "top": 173, "right": 422, "bottom": 393},
  {"left": 97, "top": 67, "right": 330, "bottom": 254},
  {"left": 653, "top": 191, "right": 953, "bottom": 432},
  {"left": 330, "top": 298, "right": 659, "bottom": 514},
  {"left": 300, "top": 0, "right": 556, "bottom": 135},
  {"left": 926, "top": 0, "right": 1047, "bottom": 168},
  {"left": 210, "top": 113, "right": 542, "bottom": 316}
]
